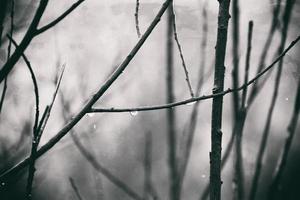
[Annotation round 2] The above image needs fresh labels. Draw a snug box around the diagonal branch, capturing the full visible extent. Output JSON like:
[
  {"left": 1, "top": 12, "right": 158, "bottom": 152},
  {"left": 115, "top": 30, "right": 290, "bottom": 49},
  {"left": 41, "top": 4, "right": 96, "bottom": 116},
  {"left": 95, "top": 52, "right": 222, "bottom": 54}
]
[
  {"left": 36, "top": 0, "right": 85, "bottom": 35},
  {"left": 171, "top": 2, "right": 194, "bottom": 97},
  {"left": 0, "top": 0, "right": 173, "bottom": 188},
  {"left": 0, "top": 0, "right": 48, "bottom": 83}
]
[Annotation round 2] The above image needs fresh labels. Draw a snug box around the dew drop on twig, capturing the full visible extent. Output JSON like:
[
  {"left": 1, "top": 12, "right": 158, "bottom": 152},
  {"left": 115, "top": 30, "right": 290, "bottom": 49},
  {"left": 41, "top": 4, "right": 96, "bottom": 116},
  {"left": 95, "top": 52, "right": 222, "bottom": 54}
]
[
  {"left": 187, "top": 101, "right": 196, "bottom": 106},
  {"left": 130, "top": 111, "right": 138, "bottom": 116},
  {"left": 88, "top": 113, "right": 95, "bottom": 118}
]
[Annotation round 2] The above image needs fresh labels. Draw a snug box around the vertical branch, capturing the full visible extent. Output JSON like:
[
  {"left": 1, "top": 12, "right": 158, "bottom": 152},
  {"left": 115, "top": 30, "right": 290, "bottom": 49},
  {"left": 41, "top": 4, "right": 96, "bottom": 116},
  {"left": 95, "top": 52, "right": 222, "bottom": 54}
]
[
  {"left": 241, "top": 21, "right": 253, "bottom": 108},
  {"left": 210, "top": 0, "right": 231, "bottom": 199},
  {"left": 247, "top": 0, "right": 282, "bottom": 106},
  {"left": 0, "top": 0, "right": 8, "bottom": 46},
  {"left": 0, "top": 0, "right": 14, "bottom": 115},
  {"left": 144, "top": 132, "right": 152, "bottom": 200},
  {"left": 166, "top": 1, "right": 179, "bottom": 200},
  {"left": 268, "top": 78, "right": 300, "bottom": 199},
  {"left": 135, "top": 0, "right": 141, "bottom": 37},
  {"left": 171, "top": 3, "right": 194, "bottom": 97},
  {"left": 231, "top": 0, "right": 240, "bottom": 119},
  {"left": 249, "top": 1, "right": 295, "bottom": 199},
  {"left": 231, "top": 0, "right": 245, "bottom": 199}
]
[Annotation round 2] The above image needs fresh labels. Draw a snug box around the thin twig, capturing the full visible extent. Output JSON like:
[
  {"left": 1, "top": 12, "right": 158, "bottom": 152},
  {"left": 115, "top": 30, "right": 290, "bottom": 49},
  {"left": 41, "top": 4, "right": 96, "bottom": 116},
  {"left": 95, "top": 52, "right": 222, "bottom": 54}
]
[
  {"left": 90, "top": 35, "right": 300, "bottom": 114},
  {"left": 37, "top": 64, "right": 66, "bottom": 143},
  {"left": 69, "top": 177, "right": 84, "bottom": 200},
  {"left": 135, "top": 0, "right": 141, "bottom": 38},
  {"left": 36, "top": 0, "right": 85, "bottom": 35},
  {"left": 0, "top": 0, "right": 48, "bottom": 83},
  {"left": 231, "top": 0, "right": 241, "bottom": 120},
  {"left": 7, "top": 35, "right": 40, "bottom": 200},
  {"left": 0, "top": 0, "right": 14, "bottom": 115},
  {"left": 171, "top": 2, "right": 194, "bottom": 97},
  {"left": 0, "top": 0, "right": 172, "bottom": 191},
  {"left": 232, "top": 0, "right": 244, "bottom": 198},
  {"left": 249, "top": 1, "right": 295, "bottom": 199},
  {"left": 0, "top": 0, "right": 84, "bottom": 83},
  {"left": 247, "top": 0, "right": 282, "bottom": 106},
  {"left": 0, "top": 0, "right": 8, "bottom": 47},
  {"left": 241, "top": 21, "right": 253, "bottom": 108}
]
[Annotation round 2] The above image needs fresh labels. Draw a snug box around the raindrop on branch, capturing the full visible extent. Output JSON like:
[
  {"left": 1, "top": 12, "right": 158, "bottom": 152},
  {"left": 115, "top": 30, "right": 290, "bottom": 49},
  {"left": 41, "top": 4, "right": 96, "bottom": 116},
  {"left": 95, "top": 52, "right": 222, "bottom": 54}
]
[
  {"left": 88, "top": 113, "right": 95, "bottom": 118},
  {"left": 130, "top": 111, "right": 138, "bottom": 116},
  {"left": 187, "top": 101, "right": 196, "bottom": 106}
]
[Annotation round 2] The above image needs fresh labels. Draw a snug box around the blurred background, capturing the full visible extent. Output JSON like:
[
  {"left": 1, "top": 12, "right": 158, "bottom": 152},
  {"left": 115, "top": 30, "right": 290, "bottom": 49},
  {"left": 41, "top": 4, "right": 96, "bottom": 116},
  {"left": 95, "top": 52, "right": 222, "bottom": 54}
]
[{"left": 0, "top": 0, "right": 299, "bottom": 199}]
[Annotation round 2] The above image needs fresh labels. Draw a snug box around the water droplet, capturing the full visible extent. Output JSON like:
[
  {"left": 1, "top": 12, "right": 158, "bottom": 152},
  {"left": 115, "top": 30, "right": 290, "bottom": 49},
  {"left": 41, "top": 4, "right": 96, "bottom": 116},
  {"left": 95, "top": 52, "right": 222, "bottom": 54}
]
[
  {"left": 32, "top": 140, "right": 37, "bottom": 144},
  {"left": 93, "top": 124, "right": 97, "bottom": 129},
  {"left": 201, "top": 174, "right": 206, "bottom": 178},
  {"left": 285, "top": 97, "right": 289, "bottom": 101},
  {"left": 88, "top": 113, "right": 95, "bottom": 118},
  {"left": 187, "top": 101, "right": 196, "bottom": 106},
  {"left": 1, "top": 182, "right": 5, "bottom": 186},
  {"left": 130, "top": 111, "right": 138, "bottom": 116}
]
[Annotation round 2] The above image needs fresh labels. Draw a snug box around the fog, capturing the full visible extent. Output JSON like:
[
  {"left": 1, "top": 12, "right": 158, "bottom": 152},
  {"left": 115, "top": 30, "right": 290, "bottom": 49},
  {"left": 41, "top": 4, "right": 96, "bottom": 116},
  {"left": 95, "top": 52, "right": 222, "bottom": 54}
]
[{"left": 0, "top": 0, "right": 299, "bottom": 200}]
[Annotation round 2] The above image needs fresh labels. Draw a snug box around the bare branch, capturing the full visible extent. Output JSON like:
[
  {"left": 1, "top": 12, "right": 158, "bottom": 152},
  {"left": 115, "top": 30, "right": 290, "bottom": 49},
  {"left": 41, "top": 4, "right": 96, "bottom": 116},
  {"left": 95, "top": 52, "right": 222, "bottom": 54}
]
[
  {"left": 166, "top": 3, "right": 179, "bottom": 200},
  {"left": 0, "top": 0, "right": 173, "bottom": 189},
  {"left": 241, "top": 21, "right": 253, "bottom": 108},
  {"left": 210, "top": 1, "right": 231, "bottom": 199},
  {"left": 36, "top": 0, "right": 85, "bottom": 35},
  {"left": 0, "top": 0, "right": 14, "bottom": 115},
  {"left": 171, "top": 2, "right": 194, "bottom": 97},
  {"left": 90, "top": 35, "right": 300, "bottom": 114},
  {"left": 268, "top": 75, "right": 300, "bottom": 199},
  {"left": 247, "top": 0, "right": 282, "bottom": 106},
  {"left": 7, "top": 35, "right": 40, "bottom": 200},
  {"left": 249, "top": 1, "right": 295, "bottom": 199},
  {"left": 0, "top": 0, "right": 48, "bottom": 83},
  {"left": 134, "top": 0, "right": 141, "bottom": 38}
]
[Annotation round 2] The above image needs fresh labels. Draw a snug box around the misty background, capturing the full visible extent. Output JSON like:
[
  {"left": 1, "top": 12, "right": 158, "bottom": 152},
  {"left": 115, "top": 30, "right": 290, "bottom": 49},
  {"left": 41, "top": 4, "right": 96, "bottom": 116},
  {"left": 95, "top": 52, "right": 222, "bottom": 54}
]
[{"left": 0, "top": 0, "right": 299, "bottom": 199}]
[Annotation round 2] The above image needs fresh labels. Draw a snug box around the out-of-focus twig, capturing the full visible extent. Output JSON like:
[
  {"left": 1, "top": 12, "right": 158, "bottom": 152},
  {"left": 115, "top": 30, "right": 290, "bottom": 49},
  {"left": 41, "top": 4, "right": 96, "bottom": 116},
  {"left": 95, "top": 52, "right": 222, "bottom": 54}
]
[
  {"left": 171, "top": 2, "right": 194, "bottom": 97},
  {"left": 0, "top": 0, "right": 14, "bottom": 115},
  {"left": 249, "top": 1, "right": 295, "bottom": 199},
  {"left": 267, "top": 76, "right": 300, "bottom": 199},
  {"left": 0, "top": 0, "right": 85, "bottom": 83},
  {"left": 135, "top": 0, "right": 141, "bottom": 38},
  {"left": 166, "top": 2, "right": 179, "bottom": 200},
  {"left": 7, "top": 35, "right": 40, "bottom": 200},
  {"left": 247, "top": 0, "right": 282, "bottom": 106},
  {"left": 178, "top": 5, "right": 209, "bottom": 193},
  {"left": 69, "top": 177, "right": 84, "bottom": 200}
]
